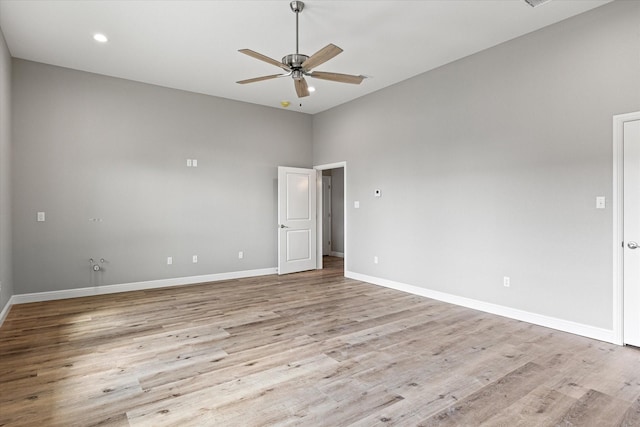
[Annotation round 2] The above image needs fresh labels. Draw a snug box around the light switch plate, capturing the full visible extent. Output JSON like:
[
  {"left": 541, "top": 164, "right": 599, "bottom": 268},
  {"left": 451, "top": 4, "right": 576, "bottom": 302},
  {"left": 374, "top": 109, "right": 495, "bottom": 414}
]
[
  {"left": 354, "top": 201, "right": 360, "bottom": 209},
  {"left": 192, "top": 159, "right": 198, "bottom": 167},
  {"left": 596, "top": 196, "right": 606, "bottom": 209},
  {"left": 37, "top": 212, "right": 45, "bottom": 222}
]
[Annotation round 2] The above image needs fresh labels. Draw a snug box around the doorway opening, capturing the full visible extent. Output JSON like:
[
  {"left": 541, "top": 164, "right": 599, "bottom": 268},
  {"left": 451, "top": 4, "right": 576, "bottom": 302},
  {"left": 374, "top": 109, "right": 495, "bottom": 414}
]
[{"left": 314, "top": 162, "right": 347, "bottom": 273}]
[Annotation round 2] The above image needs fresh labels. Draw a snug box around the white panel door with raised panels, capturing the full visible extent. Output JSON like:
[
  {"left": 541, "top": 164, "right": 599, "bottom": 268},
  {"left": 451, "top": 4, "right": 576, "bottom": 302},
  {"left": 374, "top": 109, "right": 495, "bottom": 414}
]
[{"left": 278, "top": 166, "right": 317, "bottom": 275}]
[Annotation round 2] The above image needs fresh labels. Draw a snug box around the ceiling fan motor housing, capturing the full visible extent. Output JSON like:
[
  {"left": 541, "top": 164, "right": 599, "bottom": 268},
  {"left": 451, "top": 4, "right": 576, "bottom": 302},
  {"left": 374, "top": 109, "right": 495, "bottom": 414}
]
[{"left": 282, "top": 53, "right": 309, "bottom": 70}]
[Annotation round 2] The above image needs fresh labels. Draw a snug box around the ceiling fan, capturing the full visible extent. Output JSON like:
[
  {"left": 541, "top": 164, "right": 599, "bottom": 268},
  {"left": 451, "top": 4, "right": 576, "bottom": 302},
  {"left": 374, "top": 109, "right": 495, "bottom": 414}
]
[{"left": 236, "top": 1, "right": 366, "bottom": 98}]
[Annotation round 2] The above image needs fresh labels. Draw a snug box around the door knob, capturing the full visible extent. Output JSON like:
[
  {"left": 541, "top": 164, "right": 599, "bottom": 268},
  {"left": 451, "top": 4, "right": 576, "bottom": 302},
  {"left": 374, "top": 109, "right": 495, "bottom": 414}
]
[
  {"left": 279, "top": 224, "right": 289, "bottom": 229},
  {"left": 628, "top": 241, "right": 639, "bottom": 249}
]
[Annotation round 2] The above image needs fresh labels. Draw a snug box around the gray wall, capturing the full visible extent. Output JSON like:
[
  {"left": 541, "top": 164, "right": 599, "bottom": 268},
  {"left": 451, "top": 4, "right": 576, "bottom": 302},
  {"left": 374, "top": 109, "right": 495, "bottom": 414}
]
[
  {"left": 0, "top": 28, "right": 12, "bottom": 313},
  {"left": 331, "top": 167, "right": 344, "bottom": 254},
  {"left": 312, "top": 1, "right": 640, "bottom": 330},
  {"left": 12, "top": 59, "right": 312, "bottom": 294}
]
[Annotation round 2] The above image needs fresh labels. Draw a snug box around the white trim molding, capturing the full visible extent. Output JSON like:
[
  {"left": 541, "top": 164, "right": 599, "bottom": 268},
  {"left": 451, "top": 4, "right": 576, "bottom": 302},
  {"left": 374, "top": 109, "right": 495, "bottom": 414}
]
[
  {"left": 0, "top": 296, "right": 16, "bottom": 326},
  {"left": 6, "top": 267, "right": 276, "bottom": 307},
  {"left": 613, "top": 111, "right": 640, "bottom": 345},
  {"left": 346, "top": 270, "right": 616, "bottom": 344},
  {"left": 330, "top": 251, "right": 344, "bottom": 258},
  {"left": 314, "top": 161, "right": 347, "bottom": 272}
]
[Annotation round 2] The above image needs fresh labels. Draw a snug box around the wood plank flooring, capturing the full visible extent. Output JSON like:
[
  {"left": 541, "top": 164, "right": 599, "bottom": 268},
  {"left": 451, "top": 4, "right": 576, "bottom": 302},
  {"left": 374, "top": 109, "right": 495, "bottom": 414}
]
[{"left": 2, "top": 256, "right": 640, "bottom": 426}]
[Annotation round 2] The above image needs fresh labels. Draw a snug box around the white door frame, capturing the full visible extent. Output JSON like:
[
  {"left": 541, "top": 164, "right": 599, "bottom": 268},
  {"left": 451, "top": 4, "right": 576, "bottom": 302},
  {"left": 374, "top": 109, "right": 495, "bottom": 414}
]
[
  {"left": 314, "top": 161, "right": 347, "bottom": 271},
  {"left": 613, "top": 111, "right": 640, "bottom": 345},
  {"left": 322, "top": 175, "right": 332, "bottom": 255}
]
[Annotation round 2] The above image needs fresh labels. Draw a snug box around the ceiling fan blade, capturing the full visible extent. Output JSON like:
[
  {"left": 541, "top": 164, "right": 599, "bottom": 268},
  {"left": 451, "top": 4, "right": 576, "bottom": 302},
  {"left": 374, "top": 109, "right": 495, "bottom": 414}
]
[
  {"left": 236, "top": 74, "right": 287, "bottom": 84},
  {"left": 238, "top": 49, "right": 291, "bottom": 71},
  {"left": 308, "top": 71, "right": 366, "bottom": 85},
  {"left": 301, "top": 44, "right": 343, "bottom": 71},
  {"left": 294, "top": 77, "right": 310, "bottom": 98}
]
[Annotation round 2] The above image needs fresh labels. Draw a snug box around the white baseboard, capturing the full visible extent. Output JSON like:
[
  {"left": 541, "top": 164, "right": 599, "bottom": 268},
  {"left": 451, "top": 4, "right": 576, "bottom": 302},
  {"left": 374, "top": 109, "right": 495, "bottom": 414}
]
[
  {"left": 3, "top": 267, "right": 616, "bottom": 345},
  {"left": 8, "top": 267, "right": 277, "bottom": 306},
  {"left": 330, "top": 251, "right": 344, "bottom": 258},
  {"left": 0, "top": 295, "right": 16, "bottom": 327},
  {"left": 345, "top": 270, "right": 616, "bottom": 345}
]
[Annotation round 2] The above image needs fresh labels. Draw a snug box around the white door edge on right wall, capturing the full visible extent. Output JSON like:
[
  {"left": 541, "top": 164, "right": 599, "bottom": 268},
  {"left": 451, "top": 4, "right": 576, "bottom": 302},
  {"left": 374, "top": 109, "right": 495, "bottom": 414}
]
[{"left": 613, "top": 111, "right": 640, "bottom": 346}]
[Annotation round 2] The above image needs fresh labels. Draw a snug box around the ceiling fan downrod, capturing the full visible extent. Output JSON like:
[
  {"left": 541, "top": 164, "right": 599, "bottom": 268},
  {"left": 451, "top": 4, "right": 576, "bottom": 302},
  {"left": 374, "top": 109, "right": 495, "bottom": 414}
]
[
  {"left": 290, "top": 1, "right": 304, "bottom": 55},
  {"left": 282, "top": 1, "right": 308, "bottom": 76}
]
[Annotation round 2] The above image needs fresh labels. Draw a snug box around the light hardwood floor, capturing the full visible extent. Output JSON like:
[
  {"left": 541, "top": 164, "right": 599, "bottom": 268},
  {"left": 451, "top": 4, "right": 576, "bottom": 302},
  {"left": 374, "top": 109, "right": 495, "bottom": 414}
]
[{"left": 2, "top": 257, "right": 640, "bottom": 426}]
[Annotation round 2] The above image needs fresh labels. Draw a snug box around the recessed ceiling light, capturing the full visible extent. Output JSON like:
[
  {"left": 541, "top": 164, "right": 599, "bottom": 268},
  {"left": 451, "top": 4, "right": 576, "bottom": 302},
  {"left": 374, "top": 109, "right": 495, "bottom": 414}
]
[
  {"left": 93, "top": 33, "right": 108, "bottom": 43},
  {"left": 308, "top": 87, "right": 316, "bottom": 93}
]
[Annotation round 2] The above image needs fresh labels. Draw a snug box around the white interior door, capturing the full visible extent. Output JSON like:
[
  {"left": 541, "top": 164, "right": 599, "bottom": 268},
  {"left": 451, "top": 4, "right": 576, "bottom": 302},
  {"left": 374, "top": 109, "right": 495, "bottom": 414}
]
[
  {"left": 322, "top": 176, "right": 332, "bottom": 255},
  {"left": 278, "top": 166, "right": 317, "bottom": 275},
  {"left": 624, "top": 118, "right": 640, "bottom": 346}
]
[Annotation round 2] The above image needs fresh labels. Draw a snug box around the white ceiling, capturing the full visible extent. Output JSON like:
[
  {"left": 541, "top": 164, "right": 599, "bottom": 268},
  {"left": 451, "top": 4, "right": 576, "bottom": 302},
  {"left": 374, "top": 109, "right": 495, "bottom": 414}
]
[{"left": 0, "top": 0, "right": 612, "bottom": 114}]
